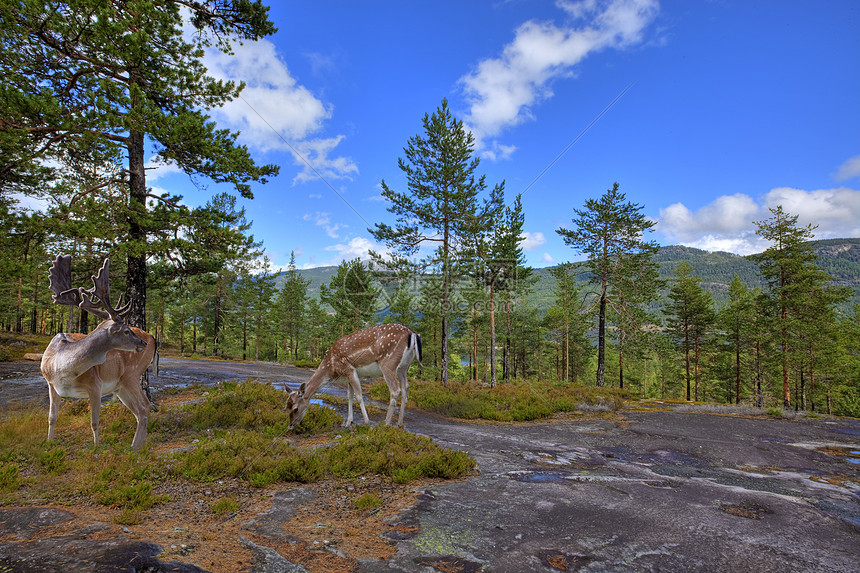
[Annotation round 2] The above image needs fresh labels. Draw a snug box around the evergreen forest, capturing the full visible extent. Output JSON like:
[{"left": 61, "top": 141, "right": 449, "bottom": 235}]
[{"left": 2, "top": 1, "right": 858, "bottom": 420}]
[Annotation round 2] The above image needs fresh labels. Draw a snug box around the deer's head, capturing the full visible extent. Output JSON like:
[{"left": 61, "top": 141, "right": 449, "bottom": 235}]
[
  {"left": 286, "top": 382, "right": 309, "bottom": 429},
  {"left": 103, "top": 320, "right": 147, "bottom": 353}
]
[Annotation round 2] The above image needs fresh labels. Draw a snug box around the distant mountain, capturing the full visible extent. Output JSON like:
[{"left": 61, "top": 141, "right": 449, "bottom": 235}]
[
  {"left": 273, "top": 264, "right": 340, "bottom": 299},
  {"left": 531, "top": 238, "right": 860, "bottom": 312},
  {"left": 278, "top": 238, "right": 860, "bottom": 314}
]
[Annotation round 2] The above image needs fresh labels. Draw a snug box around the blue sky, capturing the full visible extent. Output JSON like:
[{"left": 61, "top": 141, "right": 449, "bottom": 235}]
[{"left": 148, "top": 0, "right": 860, "bottom": 271}]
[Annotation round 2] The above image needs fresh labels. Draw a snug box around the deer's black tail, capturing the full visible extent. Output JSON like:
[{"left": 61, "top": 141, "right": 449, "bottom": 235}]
[{"left": 410, "top": 330, "right": 423, "bottom": 366}]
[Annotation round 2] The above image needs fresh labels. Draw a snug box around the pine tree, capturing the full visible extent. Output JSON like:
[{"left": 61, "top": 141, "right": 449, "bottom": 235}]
[
  {"left": 547, "top": 263, "right": 591, "bottom": 382},
  {"left": 477, "top": 194, "right": 530, "bottom": 386},
  {"left": 611, "top": 252, "right": 662, "bottom": 389},
  {"left": 369, "top": 99, "right": 503, "bottom": 385},
  {"left": 0, "top": 1, "right": 278, "bottom": 328},
  {"left": 278, "top": 251, "right": 310, "bottom": 361},
  {"left": 189, "top": 193, "right": 260, "bottom": 356},
  {"left": 717, "top": 275, "right": 755, "bottom": 404},
  {"left": 556, "top": 182, "right": 658, "bottom": 387},
  {"left": 752, "top": 206, "right": 848, "bottom": 408},
  {"left": 666, "top": 262, "right": 715, "bottom": 401},
  {"left": 319, "top": 259, "right": 380, "bottom": 336},
  {"left": 248, "top": 256, "right": 277, "bottom": 361}
]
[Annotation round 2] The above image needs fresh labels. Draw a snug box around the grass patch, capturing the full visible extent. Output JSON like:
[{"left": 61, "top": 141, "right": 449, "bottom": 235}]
[
  {"left": 210, "top": 496, "right": 240, "bottom": 516},
  {"left": 370, "top": 378, "right": 628, "bottom": 422},
  {"left": 353, "top": 492, "right": 383, "bottom": 511},
  {"left": 0, "top": 332, "right": 52, "bottom": 361},
  {"left": 0, "top": 463, "right": 22, "bottom": 493},
  {"left": 326, "top": 425, "right": 475, "bottom": 483},
  {"left": 0, "top": 380, "right": 475, "bottom": 525}
]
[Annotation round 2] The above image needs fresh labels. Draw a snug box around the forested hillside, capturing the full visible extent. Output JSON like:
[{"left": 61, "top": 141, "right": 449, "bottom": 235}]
[{"left": 289, "top": 238, "right": 860, "bottom": 314}]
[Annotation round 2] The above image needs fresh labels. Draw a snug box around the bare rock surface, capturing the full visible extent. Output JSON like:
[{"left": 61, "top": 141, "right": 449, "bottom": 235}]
[{"left": 1, "top": 357, "right": 859, "bottom": 572}]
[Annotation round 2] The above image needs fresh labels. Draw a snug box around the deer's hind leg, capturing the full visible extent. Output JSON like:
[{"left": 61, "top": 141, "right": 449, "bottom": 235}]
[
  {"left": 379, "top": 366, "right": 403, "bottom": 427},
  {"left": 395, "top": 365, "right": 409, "bottom": 427},
  {"left": 115, "top": 379, "right": 150, "bottom": 450}
]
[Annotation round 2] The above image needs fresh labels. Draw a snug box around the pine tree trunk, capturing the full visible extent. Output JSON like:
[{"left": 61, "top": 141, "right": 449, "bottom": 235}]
[
  {"left": 504, "top": 297, "right": 512, "bottom": 383},
  {"left": 127, "top": 129, "right": 148, "bottom": 330},
  {"left": 489, "top": 283, "right": 496, "bottom": 388},
  {"left": 735, "top": 339, "right": 741, "bottom": 405},
  {"left": 685, "top": 334, "right": 691, "bottom": 401},
  {"left": 596, "top": 284, "right": 607, "bottom": 387},
  {"left": 694, "top": 337, "right": 700, "bottom": 401},
  {"left": 213, "top": 275, "right": 222, "bottom": 356}
]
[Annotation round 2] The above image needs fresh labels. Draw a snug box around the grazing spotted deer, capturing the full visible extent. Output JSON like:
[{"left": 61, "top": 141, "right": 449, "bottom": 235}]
[
  {"left": 286, "top": 324, "right": 422, "bottom": 429},
  {"left": 41, "top": 255, "right": 156, "bottom": 450}
]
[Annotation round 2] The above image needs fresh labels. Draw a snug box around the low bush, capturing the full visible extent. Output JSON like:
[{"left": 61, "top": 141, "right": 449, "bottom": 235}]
[
  {"left": 287, "top": 404, "right": 341, "bottom": 435},
  {"left": 0, "top": 463, "right": 21, "bottom": 493},
  {"left": 0, "top": 379, "right": 476, "bottom": 525},
  {"left": 353, "top": 492, "right": 383, "bottom": 511},
  {"left": 210, "top": 496, "right": 240, "bottom": 516},
  {"left": 325, "top": 425, "right": 475, "bottom": 483},
  {"left": 372, "top": 378, "right": 628, "bottom": 422}
]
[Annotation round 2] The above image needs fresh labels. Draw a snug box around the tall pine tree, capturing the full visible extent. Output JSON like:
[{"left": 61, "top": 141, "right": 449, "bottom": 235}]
[
  {"left": 0, "top": 1, "right": 278, "bottom": 328},
  {"left": 369, "top": 99, "right": 503, "bottom": 385},
  {"left": 556, "top": 183, "right": 658, "bottom": 387}
]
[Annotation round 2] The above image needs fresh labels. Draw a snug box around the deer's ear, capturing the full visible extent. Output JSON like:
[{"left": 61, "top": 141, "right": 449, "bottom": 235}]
[{"left": 299, "top": 383, "right": 306, "bottom": 397}]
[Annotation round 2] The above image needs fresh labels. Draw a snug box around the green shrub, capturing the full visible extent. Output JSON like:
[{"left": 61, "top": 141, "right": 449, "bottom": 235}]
[
  {"left": 0, "top": 463, "right": 21, "bottom": 493},
  {"left": 288, "top": 404, "right": 341, "bottom": 435},
  {"left": 353, "top": 492, "right": 383, "bottom": 511},
  {"left": 376, "top": 378, "right": 627, "bottom": 423},
  {"left": 37, "top": 446, "right": 68, "bottom": 475},
  {"left": 95, "top": 480, "right": 166, "bottom": 511},
  {"left": 173, "top": 430, "right": 284, "bottom": 482},
  {"left": 326, "top": 426, "right": 475, "bottom": 483},
  {"left": 183, "top": 380, "right": 290, "bottom": 432},
  {"left": 210, "top": 496, "right": 240, "bottom": 516}
]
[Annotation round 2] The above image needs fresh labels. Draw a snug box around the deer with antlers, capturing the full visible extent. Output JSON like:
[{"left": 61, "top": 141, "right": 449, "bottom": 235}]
[
  {"left": 41, "top": 255, "right": 157, "bottom": 450},
  {"left": 286, "top": 323, "right": 422, "bottom": 430}
]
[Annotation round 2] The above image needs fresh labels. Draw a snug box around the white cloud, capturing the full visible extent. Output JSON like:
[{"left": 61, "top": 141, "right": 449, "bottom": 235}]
[
  {"left": 833, "top": 154, "right": 860, "bottom": 181},
  {"left": 322, "top": 236, "right": 380, "bottom": 265},
  {"left": 199, "top": 34, "right": 358, "bottom": 182},
  {"left": 658, "top": 194, "right": 759, "bottom": 242},
  {"left": 290, "top": 136, "right": 359, "bottom": 185},
  {"left": 145, "top": 157, "right": 183, "bottom": 182},
  {"left": 480, "top": 142, "right": 518, "bottom": 162},
  {"left": 657, "top": 187, "right": 860, "bottom": 255},
  {"left": 762, "top": 187, "right": 860, "bottom": 238},
  {"left": 460, "top": 0, "right": 659, "bottom": 152},
  {"left": 521, "top": 231, "right": 547, "bottom": 251},
  {"left": 542, "top": 252, "right": 557, "bottom": 264},
  {"left": 204, "top": 40, "right": 328, "bottom": 145},
  {"left": 303, "top": 211, "right": 344, "bottom": 239}
]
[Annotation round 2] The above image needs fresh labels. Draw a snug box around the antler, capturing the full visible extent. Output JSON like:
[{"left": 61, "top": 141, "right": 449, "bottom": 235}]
[
  {"left": 79, "top": 258, "right": 131, "bottom": 322},
  {"left": 48, "top": 255, "right": 83, "bottom": 307},
  {"left": 48, "top": 255, "right": 130, "bottom": 322}
]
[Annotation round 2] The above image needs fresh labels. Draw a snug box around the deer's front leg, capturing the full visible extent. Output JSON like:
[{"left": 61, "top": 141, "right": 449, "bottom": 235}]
[
  {"left": 345, "top": 369, "right": 370, "bottom": 426},
  {"left": 86, "top": 384, "right": 102, "bottom": 446},
  {"left": 344, "top": 382, "right": 354, "bottom": 427},
  {"left": 47, "top": 384, "right": 61, "bottom": 441}
]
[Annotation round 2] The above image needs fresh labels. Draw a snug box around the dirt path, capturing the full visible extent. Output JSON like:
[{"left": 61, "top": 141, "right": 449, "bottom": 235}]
[{"left": 2, "top": 358, "right": 859, "bottom": 572}]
